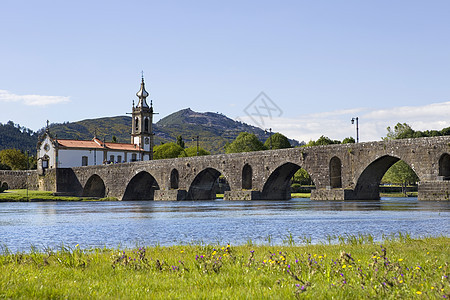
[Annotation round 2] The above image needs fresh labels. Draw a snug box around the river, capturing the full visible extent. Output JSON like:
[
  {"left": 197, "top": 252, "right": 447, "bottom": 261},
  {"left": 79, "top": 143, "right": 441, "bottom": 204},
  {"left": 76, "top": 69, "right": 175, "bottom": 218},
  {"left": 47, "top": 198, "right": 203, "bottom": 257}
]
[{"left": 0, "top": 197, "right": 449, "bottom": 252}]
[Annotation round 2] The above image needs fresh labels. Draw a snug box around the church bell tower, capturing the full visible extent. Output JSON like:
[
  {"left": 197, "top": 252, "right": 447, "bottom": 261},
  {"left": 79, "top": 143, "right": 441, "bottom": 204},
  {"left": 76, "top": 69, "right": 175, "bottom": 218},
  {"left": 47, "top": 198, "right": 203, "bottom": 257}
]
[{"left": 131, "top": 75, "right": 154, "bottom": 160}]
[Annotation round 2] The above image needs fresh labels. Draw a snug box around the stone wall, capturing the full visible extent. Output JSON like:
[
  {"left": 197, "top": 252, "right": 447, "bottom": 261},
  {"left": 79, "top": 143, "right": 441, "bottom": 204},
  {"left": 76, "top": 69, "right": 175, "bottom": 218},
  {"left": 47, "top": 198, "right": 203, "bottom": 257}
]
[
  {"left": 0, "top": 170, "right": 38, "bottom": 190},
  {"left": 418, "top": 181, "right": 450, "bottom": 201}
]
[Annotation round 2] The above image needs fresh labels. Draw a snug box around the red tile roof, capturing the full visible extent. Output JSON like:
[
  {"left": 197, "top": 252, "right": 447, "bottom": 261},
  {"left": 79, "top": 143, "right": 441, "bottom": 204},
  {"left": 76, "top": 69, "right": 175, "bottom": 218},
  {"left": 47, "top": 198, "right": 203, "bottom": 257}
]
[{"left": 56, "top": 138, "right": 144, "bottom": 151}]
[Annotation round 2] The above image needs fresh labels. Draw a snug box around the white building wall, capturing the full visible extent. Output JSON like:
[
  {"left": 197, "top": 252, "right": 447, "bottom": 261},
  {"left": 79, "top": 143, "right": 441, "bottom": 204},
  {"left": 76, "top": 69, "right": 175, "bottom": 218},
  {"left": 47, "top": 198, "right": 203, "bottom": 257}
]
[
  {"left": 104, "top": 151, "right": 127, "bottom": 163},
  {"left": 58, "top": 149, "right": 100, "bottom": 168},
  {"left": 126, "top": 152, "right": 139, "bottom": 162},
  {"left": 133, "top": 136, "right": 140, "bottom": 147},
  {"left": 38, "top": 136, "right": 57, "bottom": 168}
]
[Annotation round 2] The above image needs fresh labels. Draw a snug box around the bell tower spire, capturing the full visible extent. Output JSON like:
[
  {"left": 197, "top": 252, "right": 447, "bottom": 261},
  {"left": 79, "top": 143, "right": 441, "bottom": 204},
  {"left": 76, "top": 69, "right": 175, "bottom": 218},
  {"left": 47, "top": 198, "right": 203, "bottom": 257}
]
[{"left": 131, "top": 73, "right": 156, "bottom": 160}]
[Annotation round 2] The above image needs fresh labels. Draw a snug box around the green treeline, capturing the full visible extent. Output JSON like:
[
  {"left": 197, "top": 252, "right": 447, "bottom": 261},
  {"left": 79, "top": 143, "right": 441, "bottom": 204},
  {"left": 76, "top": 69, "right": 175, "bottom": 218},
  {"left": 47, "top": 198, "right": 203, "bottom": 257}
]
[{"left": 0, "top": 121, "right": 38, "bottom": 153}]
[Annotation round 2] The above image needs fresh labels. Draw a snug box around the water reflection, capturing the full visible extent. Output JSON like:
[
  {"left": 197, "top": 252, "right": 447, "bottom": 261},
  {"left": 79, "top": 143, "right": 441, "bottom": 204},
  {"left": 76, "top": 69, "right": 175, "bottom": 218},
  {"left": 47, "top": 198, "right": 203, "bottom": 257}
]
[{"left": 0, "top": 198, "right": 448, "bottom": 252}]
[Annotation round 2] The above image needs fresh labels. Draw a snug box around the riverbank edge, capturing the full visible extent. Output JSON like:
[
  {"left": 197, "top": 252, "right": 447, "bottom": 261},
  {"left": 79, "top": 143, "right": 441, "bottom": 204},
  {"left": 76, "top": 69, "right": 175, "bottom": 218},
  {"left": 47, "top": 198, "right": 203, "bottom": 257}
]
[{"left": 1, "top": 189, "right": 419, "bottom": 202}]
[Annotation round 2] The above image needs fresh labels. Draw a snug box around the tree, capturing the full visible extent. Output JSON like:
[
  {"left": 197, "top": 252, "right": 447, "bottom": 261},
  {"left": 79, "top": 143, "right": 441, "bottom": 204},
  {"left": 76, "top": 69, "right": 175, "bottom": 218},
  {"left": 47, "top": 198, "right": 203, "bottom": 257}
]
[
  {"left": 176, "top": 135, "right": 185, "bottom": 148},
  {"left": 342, "top": 137, "right": 355, "bottom": 144},
  {"left": 384, "top": 123, "right": 415, "bottom": 140},
  {"left": 293, "top": 168, "right": 313, "bottom": 185},
  {"left": 225, "top": 132, "right": 266, "bottom": 153},
  {"left": 264, "top": 133, "right": 291, "bottom": 149},
  {"left": 153, "top": 143, "right": 186, "bottom": 159},
  {"left": 441, "top": 127, "right": 450, "bottom": 136},
  {"left": 185, "top": 147, "right": 210, "bottom": 157},
  {"left": 0, "top": 149, "right": 28, "bottom": 170},
  {"left": 382, "top": 160, "right": 419, "bottom": 195},
  {"left": 305, "top": 135, "right": 341, "bottom": 147},
  {"left": 0, "top": 163, "right": 11, "bottom": 170}
]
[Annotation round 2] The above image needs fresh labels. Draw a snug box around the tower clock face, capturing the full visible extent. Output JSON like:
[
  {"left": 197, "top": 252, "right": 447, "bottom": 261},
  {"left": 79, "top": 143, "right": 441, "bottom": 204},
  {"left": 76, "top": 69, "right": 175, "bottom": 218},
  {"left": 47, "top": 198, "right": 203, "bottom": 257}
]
[{"left": 145, "top": 137, "right": 150, "bottom": 144}]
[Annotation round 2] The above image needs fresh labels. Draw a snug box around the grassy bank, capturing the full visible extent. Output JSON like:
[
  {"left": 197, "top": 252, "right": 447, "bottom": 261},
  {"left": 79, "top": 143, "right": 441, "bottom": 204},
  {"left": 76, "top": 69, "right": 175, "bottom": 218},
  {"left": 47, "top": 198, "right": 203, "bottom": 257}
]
[
  {"left": 1, "top": 236, "right": 448, "bottom": 299},
  {"left": 0, "top": 189, "right": 117, "bottom": 202}
]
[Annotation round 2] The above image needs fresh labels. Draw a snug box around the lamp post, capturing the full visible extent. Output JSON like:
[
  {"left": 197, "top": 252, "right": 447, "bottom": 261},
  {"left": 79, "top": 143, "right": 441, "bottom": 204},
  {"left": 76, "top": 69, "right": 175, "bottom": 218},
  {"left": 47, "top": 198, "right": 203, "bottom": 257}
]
[
  {"left": 265, "top": 128, "right": 272, "bottom": 150},
  {"left": 351, "top": 117, "right": 359, "bottom": 143}
]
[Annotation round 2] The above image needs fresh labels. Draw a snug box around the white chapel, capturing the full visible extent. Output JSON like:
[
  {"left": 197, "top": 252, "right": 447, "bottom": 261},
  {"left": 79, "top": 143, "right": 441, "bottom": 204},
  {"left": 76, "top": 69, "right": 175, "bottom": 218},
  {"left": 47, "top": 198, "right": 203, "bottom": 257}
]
[{"left": 37, "top": 77, "right": 155, "bottom": 170}]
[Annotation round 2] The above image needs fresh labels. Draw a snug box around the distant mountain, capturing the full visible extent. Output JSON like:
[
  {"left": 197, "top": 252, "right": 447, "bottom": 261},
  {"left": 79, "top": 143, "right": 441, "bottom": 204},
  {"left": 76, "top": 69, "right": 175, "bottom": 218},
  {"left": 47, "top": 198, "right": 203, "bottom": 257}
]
[{"left": 1, "top": 109, "right": 302, "bottom": 154}]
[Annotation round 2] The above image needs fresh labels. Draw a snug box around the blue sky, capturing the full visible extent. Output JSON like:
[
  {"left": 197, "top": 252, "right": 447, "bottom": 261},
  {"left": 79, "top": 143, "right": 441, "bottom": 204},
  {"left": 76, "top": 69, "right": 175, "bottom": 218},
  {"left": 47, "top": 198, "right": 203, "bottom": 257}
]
[{"left": 1, "top": 0, "right": 449, "bottom": 142}]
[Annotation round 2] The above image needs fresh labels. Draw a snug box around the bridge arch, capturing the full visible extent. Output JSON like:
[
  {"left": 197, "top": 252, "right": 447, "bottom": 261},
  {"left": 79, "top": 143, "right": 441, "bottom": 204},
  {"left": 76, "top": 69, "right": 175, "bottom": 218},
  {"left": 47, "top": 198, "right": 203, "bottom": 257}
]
[
  {"left": 242, "top": 164, "right": 252, "bottom": 189},
  {"left": 188, "top": 167, "right": 229, "bottom": 200},
  {"left": 262, "top": 162, "right": 314, "bottom": 200},
  {"left": 1, "top": 181, "right": 8, "bottom": 191},
  {"left": 439, "top": 153, "right": 450, "bottom": 180},
  {"left": 82, "top": 174, "right": 106, "bottom": 198},
  {"left": 122, "top": 171, "right": 160, "bottom": 200},
  {"left": 329, "top": 156, "right": 342, "bottom": 188},
  {"left": 170, "top": 168, "right": 179, "bottom": 189},
  {"left": 353, "top": 155, "right": 419, "bottom": 199}
]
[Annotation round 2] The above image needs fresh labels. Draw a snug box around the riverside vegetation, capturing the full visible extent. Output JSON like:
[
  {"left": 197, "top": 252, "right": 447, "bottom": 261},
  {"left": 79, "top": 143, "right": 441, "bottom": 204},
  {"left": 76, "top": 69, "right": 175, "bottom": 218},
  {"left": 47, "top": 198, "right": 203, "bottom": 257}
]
[
  {"left": 0, "top": 190, "right": 117, "bottom": 202},
  {"left": 0, "top": 235, "right": 448, "bottom": 299}
]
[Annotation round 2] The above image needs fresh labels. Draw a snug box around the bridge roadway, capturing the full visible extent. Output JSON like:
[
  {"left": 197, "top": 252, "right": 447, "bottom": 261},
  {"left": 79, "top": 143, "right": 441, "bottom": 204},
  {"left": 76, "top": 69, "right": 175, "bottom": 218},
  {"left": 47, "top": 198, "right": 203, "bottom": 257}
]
[{"left": 1, "top": 136, "right": 450, "bottom": 200}]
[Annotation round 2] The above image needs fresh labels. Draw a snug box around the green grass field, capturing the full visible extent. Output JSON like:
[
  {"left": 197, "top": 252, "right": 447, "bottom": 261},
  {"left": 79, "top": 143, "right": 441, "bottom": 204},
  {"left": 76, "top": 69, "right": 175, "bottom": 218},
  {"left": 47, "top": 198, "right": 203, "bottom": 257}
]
[
  {"left": 0, "top": 236, "right": 448, "bottom": 299},
  {"left": 0, "top": 189, "right": 117, "bottom": 202}
]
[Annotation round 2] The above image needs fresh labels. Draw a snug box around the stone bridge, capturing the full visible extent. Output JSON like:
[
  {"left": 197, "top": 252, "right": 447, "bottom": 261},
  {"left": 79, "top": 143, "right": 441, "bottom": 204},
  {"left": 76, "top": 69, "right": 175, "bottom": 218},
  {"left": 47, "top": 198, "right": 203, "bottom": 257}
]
[{"left": 1, "top": 136, "right": 449, "bottom": 200}]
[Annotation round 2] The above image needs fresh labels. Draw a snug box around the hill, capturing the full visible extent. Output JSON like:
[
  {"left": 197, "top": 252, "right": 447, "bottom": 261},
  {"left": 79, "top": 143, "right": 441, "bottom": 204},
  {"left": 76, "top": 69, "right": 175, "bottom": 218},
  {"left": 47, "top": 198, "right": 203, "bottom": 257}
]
[
  {"left": 0, "top": 121, "right": 38, "bottom": 153},
  {"left": 156, "top": 108, "right": 302, "bottom": 153},
  {"left": 1, "top": 109, "right": 302, "bottom": 155}
]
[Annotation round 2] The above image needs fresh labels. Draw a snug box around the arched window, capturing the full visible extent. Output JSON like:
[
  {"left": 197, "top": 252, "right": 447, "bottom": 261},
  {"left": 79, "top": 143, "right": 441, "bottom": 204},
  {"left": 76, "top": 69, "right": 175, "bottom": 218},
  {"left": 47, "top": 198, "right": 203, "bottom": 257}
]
[
  {"left": 329, "top": 156, "right": 342, "bottom": 188},
  {"left": 170, "top": 169, "right": 179, "bottom": 189},
  {"left": 242, "top": 164, "right": 252, "bottom": 189},
  {"left": 135, "top": 117, "right": 139, "bottom": 131},
  {"left": 439, "top": 153, "right": 450, "bottom": 180},
  {"left": 144, "top": 118, "right": 149, "bottom": 132}
]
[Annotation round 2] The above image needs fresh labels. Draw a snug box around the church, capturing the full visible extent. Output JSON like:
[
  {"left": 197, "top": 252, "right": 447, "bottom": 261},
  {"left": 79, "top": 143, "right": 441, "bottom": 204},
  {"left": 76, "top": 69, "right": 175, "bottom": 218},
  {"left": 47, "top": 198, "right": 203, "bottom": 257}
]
[{"left": 37, "top": 77, "right": 155, "bottom": 170}]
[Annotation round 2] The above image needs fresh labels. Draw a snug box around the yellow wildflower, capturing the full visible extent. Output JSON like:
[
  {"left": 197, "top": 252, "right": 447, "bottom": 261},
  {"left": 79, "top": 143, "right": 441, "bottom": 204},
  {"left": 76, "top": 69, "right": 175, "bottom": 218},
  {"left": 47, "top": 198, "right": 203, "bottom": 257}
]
[
  {"left": 416, "top": 291, "right": 422, "bottom": 295},
  {"left": 342, "top": 265, "right": 346, "bottom": 268},
  {"left": 398, "top": 258, "right": 403, "bottom": 262},
  {"left": 431, "top": 287, "right": 434, "bottom": 290}
]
